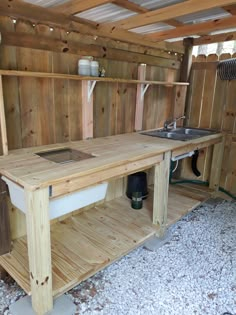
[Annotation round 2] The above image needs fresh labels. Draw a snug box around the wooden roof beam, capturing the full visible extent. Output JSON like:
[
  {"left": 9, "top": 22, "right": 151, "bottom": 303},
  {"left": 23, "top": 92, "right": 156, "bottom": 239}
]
[
  {"left": 0, "top": 0, "right": 184, "bottom": 53},
  {"left": 146, "top": 15, "right": 236, "bottom": 41},
  {"left": 53, "top": 0, "right": 111, "bottom": 14},
  {"left": 193, "top": 30, "right": 236, "bottom": 45},
  {"left": 104, "top": 0, "right": 236, "bottom": 30}
]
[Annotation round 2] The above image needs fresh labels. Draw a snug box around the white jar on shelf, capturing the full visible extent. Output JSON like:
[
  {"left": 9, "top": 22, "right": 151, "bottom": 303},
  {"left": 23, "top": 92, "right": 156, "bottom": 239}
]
[
  {"left": 78, "top": 59, "right": 91, "bottom": 76},
  {"left": 91, "top": 61, "right": 99, "bottom": 77}
]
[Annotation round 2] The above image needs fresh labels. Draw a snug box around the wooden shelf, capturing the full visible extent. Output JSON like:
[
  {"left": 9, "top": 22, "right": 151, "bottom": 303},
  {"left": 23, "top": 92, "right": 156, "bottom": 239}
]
[
  {"left": 0, "top": 70, "right": 189, "bottom": 86},
  {"left": 0, "top": 183, "right": 213, "bottom": 298}
]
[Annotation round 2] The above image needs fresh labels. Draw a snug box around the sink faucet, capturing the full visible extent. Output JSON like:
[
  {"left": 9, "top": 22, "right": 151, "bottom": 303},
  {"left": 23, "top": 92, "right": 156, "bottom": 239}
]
[{"left": 164, "top": 115, "right": 186, "bottom": 130}]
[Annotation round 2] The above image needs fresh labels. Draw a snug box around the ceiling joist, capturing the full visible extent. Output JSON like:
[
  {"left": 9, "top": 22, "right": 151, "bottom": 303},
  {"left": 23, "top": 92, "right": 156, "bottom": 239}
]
[
  {"left": 193, "top": 31, "right": 236, "bottom": 45},
  {"left": 104, "top": 0, "right": 236, "bottom": 30},
  {"left": 147, "top": 15, "right": 236, "bottom": 41}
]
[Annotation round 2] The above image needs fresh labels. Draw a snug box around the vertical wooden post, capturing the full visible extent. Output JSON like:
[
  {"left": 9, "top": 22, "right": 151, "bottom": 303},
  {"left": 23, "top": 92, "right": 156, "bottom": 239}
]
[
  {"left": 25, "top": 188, "right": 53, "bottom": 315},
  {"left": 81, "top": 80, "right": 94, "bottom": 139},
  {"left": 135, "top": 64, "right": 146, "bottom": 131},
  {"left": 209, "top": 137, "right": 225, "bottom": 191},
  {"left": 180, "top": 38, "right": 193, "bottom": 83},
  {"left": 153, "top": 151, "right": 171, "bottom": 235},
  {"left": 0, "top": 75, "right": 8, "bottom": 155}
]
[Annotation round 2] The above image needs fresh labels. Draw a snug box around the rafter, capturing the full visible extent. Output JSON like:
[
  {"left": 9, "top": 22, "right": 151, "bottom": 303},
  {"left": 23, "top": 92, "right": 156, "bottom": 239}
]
[
  {"left": 104, "top": 0, "right": 236, "bottom": 30},
  {"left": 146, "top": 15, "right": 236, "bottom": 41},
  {"left": 193, "top": 31, "right": 236, "bottom": 45},
  {"left": 112, "top": 0, "right": 148, "bottom": 13},
  {"left": 0, "top": 0, "right": 183, "bottom": 53},
  {"left": 53, "top": 0, "right": 110, "bottom": 14}
]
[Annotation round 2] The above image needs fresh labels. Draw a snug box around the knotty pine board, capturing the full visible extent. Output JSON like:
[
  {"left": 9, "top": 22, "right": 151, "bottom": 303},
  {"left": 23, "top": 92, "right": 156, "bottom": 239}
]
[{"left": 0, "top": 183, "right": 214, "bottom": 298}]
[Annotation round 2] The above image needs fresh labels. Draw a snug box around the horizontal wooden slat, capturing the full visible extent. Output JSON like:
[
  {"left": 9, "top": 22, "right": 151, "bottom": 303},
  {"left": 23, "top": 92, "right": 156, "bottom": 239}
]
[
  {"left": 0, "top": 31, "right": 180, "bottom": 69},
  {"left": 0, "top": 184, "right": 214, "bottom": 297},
  {"left": 0, "top": 70, "right": 188, "bottom": 85}
]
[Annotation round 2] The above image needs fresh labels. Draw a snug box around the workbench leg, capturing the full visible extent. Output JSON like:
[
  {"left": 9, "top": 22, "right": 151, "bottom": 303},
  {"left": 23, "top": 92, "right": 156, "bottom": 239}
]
[
  {"left": 153, "top": 151, "right": 171, "bottom": 236},
  {"left": 25, "top": 188, "right": 53, "bottom": 315},
  {"left": 209, "top": 138, "right": 225, "bottom": 191}
]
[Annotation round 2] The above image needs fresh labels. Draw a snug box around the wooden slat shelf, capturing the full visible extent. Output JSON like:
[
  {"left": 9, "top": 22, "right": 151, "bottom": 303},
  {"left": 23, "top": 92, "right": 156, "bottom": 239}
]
[
  {"left": 0, "top": 183, "right": 214, "bottom": 298},
  {"left": 0, "top": 70, "right": 189, "bottom": 86}
]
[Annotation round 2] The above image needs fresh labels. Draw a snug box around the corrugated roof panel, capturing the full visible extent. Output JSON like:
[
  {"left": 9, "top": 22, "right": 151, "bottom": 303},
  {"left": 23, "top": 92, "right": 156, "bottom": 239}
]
[
  {"left": 165, "top": 35, "right": 200, "bottom": 42},
  {"left": 23, "top": 0, "right": 69, "bottom": 7},
  {"left": 210, "top": 27, "right": 236, "bottom": 35},
  {"left": 130, "top": 23, "right": 174, "bottom": 34},
  {"left": 76, "top": 3, "right": 137, "bottom": 23},
  {"left": 176, "top": 8, "right": 230, "bottom": 24},
  {"left": 129, "top": 0, "right": 186, "bottom": 10}
]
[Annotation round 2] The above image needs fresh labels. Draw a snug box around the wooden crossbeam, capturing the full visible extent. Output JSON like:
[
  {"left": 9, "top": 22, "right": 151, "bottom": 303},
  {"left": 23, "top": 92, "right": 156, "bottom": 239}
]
[
  {"left": 53, "top": 0, "right": 111, "bottom": 14},
  {"left": 146, "top": 15, "right": 236, "bottom": 41},
  {"left": 193, "top": 31, "right": 236, "bottom": 45},
  {"left": 106, "top": 0, "right": 236, "bottom": 30},
  {"left": 0, "top": 0, "right": 183, "bottom": 53}
]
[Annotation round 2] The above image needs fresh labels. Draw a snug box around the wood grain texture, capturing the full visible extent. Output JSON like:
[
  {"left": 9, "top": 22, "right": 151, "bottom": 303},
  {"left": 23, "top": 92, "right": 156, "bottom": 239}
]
[
  {"left": 0, "top": 184, "right": 214, "bottom": 297},
  {"left": 182, "top": 53, "right": 236, "bottom": 194},
  {"left": 25, "top": 188, "right": 53, "bottom": 314}
]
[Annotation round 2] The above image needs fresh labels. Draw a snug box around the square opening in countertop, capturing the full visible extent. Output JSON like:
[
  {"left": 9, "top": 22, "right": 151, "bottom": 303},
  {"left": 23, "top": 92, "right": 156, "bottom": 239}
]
[{"left": 36, "top": 148, "right": 94, "bottom": 164}]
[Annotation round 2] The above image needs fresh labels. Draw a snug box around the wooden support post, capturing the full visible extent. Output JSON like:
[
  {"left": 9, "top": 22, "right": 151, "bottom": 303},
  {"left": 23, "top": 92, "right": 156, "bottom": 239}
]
[
  {"left": 209, "top": 137, "right": 225, "bottom": 191},
  {"left": 180, "top": 38, "right": 193, "bottom": 83},
  {"left": 81, "top": 80, "right": 95, "bottom": 139},
  {"left": 135, "top": 64, "right": 146, "bottom": 131},
  {"left": 25, "top": 188, "right": 53, "bottom": 315},
  {"left": 0, "top": 75, "right": 8, "bottom": 155},
  {"left": 153, "top": 151, "right": 171, "bottom": 235},
  {"left": 0, "top": 178, "right": 11, "bottom": 256}
]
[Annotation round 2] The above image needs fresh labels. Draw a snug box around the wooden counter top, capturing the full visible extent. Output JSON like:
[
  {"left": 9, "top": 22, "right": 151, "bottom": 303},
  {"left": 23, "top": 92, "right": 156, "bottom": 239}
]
[{"left": 0, "top": 132, "right": 223, "bottom": 192}]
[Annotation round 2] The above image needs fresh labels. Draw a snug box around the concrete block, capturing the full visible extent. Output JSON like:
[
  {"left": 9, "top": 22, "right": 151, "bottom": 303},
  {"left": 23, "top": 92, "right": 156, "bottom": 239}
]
[{"left": 9, "top": 294, "right": 76, "bottom": 315}]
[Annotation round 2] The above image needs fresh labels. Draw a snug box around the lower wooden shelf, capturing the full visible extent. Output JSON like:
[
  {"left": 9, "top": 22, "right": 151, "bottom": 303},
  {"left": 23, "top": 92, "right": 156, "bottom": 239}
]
[{"left": 0, "top": 183, "right": 214, "bottom": 298}]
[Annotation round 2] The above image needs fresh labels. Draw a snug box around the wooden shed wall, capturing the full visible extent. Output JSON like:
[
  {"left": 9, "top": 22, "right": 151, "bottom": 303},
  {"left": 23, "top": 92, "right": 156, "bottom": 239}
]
[
  {"left": 181, "top": 53, "right": 236, "bottom": 195},
  {"left": 0, "top": 16, "right": 180, "bottom": 154}
]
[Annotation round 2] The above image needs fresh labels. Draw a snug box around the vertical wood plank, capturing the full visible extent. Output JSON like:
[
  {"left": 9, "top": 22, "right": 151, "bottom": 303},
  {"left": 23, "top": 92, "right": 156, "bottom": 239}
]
[
  {"left": 0, "top": 16, "right": 22, "bottom": 151},
  {"left": 25, "top": 188, "right": 53, "bottom": 315},
  {"left": 209, "top": 137, "right": 225, "bottom": 190},
  {"left": 153, "top": 151, "right": 171, "bottom": 235},
  {"left": 135, "top": 64, "right": 146, "bottom": 131},
  {"left": 81, "top": 80, "right": 94, "bottom": 139},
  {"left": 0, "top": 178, "right": 11, "bottom": 255},
  {"left": 0, "top": 76, "right": 8, "bottom": 155}
]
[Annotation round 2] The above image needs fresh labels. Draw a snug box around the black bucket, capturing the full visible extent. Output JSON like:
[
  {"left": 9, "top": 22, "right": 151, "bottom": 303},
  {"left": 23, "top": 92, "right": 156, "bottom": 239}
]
[{"left": 126, "top": 172, "right": 148, "bottom": 200}]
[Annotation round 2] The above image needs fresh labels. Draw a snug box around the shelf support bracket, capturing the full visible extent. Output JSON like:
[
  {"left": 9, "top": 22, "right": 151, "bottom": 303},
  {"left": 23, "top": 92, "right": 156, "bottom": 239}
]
[
  {"left": 88, "top": 80, "right": 97, "bottom": 101},
  {"left": 141, "top": 83, "right": 150, "bottom": 99},
  {"left": 135, "top": 64, "right": 147, "bottom": 132}
]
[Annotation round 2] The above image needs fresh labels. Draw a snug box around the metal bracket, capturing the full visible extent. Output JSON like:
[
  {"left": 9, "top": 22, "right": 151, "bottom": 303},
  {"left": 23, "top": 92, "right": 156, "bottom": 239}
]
[
  {"left": 88, "top": 80, "right": 97, "bottom": 101},
  {"left": 141, "top": 83, "right": 150, "bottom": 99}
]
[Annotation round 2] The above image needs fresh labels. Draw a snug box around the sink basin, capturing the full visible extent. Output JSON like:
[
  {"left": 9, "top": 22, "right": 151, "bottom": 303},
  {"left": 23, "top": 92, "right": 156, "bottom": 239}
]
[{"left": 141, "top": 127, "right": 218, "bottom": 141}]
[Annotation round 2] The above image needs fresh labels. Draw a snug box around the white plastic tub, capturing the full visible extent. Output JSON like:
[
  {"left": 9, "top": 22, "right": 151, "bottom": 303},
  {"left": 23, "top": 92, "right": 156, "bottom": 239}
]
[{"left": 2, "top": 177, "right": 108, "bottom": 220}]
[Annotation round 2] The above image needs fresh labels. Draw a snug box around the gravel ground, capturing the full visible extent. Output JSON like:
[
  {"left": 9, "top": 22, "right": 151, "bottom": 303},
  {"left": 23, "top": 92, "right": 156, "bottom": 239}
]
[{"left": 0, "top": 199, "right": 235, "bottom": 315}]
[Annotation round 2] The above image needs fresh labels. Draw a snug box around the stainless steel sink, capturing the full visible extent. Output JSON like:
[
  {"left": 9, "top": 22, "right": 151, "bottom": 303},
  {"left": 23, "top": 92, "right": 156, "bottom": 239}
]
[{"left": 141, "top": 127, "right": 218, "bottom": 141}]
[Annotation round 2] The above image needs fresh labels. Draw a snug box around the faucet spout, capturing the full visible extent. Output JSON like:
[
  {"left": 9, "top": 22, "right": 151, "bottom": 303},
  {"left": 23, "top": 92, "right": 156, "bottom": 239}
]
[{"left": 164, "top": 115, "right": 186, "bottom": 130}]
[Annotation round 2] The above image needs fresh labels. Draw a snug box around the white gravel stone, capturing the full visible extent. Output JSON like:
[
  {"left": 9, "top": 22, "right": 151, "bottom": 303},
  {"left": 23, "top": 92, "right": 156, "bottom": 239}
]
[{"left": 0, "top": 199, "right": 235, "bottom": 315}]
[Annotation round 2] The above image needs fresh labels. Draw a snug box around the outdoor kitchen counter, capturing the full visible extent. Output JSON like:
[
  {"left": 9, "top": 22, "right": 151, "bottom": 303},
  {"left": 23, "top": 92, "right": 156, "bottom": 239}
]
[{"left": 0, "top": 131, "right": 224, "bottom": 315}]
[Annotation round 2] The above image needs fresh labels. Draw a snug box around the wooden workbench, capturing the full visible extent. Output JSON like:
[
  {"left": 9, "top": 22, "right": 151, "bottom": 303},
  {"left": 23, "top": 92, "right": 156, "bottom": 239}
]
[{"left": 0, "top": 132, "right": 224, "bottom": 315}]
